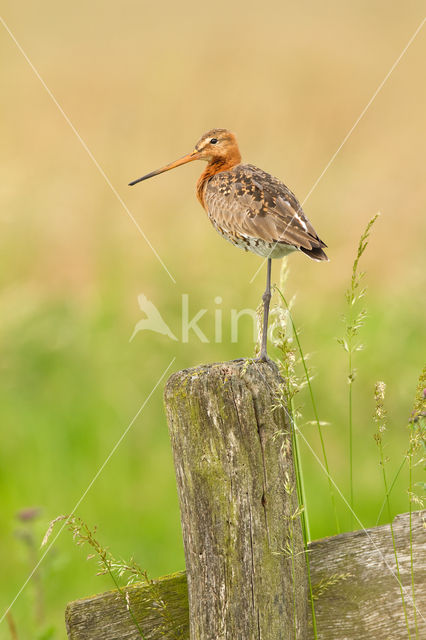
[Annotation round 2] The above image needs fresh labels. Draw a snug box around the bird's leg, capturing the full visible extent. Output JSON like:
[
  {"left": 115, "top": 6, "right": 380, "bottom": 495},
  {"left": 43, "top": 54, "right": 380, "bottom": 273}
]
[{"left": 259, "top": 258, "right": 272, "bottom": 361}]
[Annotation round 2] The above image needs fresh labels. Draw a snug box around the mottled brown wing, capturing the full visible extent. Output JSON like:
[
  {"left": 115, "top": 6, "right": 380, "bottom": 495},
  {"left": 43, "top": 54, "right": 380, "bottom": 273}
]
[{"left": 204, "top": 164, "right": 327, "bottom": 253}]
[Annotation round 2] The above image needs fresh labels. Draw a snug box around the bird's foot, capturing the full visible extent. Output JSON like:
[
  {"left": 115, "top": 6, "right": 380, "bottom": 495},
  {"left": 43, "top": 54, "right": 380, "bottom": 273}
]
[{"left": 254, "top": 351, "right": 274, "bottom": 365}]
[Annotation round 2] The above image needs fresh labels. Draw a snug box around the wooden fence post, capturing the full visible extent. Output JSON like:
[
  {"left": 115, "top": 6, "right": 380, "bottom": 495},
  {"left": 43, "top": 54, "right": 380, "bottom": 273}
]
[
  {"left": 164, "top": 359, "right": 308, "bottom": 640},
  {"left": 65, "top": 511, "right": 426, "bottom": 639}
]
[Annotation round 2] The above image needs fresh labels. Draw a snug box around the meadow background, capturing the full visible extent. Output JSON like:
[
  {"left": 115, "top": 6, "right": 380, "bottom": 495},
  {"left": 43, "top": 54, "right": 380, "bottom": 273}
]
[{"left": 1, "top": 0, "right": 425, "bottom": 636}]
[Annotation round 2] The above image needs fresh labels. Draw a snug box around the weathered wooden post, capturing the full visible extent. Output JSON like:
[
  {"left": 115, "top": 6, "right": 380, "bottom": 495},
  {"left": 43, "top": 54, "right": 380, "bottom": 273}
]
[
  {"left": 164, "top": 359, "right": 308, "bottom": 639},
  {"left": 64, "top": 350, "right": 426, "bottom": 639}
]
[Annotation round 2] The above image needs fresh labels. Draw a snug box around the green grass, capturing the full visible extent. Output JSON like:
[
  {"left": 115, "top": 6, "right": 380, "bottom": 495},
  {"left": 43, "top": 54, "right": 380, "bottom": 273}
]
[
  {"left": 373, "top": 381, "right": 411, "bottom": 637},
  {"left": 1, "top": 2, "right": 425, "bottom": 635},
  {"left": 0, "top": 276, "right": 424, "bottom": 636}
]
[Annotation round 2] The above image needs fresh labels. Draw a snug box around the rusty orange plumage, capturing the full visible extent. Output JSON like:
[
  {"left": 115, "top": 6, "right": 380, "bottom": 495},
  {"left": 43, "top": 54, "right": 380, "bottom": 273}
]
[{"left": 129, "top": 128, "right": 328, "bottom": 360}]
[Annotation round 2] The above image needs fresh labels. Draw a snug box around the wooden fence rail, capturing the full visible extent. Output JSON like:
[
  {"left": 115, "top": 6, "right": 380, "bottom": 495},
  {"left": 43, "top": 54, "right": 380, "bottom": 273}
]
[{"left": 65, "top": 360, "right": 426, "bottom": 640}]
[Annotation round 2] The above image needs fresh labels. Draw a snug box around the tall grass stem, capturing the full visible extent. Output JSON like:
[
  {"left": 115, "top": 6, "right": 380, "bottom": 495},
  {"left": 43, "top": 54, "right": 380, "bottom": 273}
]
[
  {"left": 348, "top": 352, "right": 354, "bottom": 527},
  {"left": 374, "top": 381, "right": 411, "bottom": 638},
  {"left": 375, "top": 457, "right": 406, "bottom": 525},
  {"left": 408, "top": 456, "right": 418, "bottom": 638},
  {"left": 289, "top": 397, "right": 318, "bottom": 638},
  {"left": 275, "top": 286, "right": 340, "bottom": 533},
  {"left": 340, "top": 213, "right": 380, "bottom": 528},
  {"left": 381, "top": 459, "right": 411, "bottom": 638}
]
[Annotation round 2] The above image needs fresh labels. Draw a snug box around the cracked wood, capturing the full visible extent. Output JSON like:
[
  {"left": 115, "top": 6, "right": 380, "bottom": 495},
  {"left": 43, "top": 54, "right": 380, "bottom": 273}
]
[
  {"left": 64, "top": 357, "right": 425, "bottom": 640},
  {"left": 65, "top": 512, "right": 426, "bottom": 639},
  {"left": 164, "top": 359, "right": 308, "bottom": 640}
]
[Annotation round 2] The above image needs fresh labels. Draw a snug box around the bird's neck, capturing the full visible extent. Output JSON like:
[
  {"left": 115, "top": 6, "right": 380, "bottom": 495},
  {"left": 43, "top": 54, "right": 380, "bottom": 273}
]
[{"left": 197, "top": 151, "right": 242, "bottom": 207}]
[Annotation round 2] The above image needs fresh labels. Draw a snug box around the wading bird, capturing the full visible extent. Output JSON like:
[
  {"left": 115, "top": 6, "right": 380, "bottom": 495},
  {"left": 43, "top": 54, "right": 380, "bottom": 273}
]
[{"left": 129, "top": 129, "right": 328, "bottom": 360}]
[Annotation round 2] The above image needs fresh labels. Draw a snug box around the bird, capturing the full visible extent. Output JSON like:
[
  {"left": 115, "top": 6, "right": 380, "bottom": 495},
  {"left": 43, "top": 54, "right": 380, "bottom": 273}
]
[{"left": 129, "top": 128, "right": 328, "bottom": 361}]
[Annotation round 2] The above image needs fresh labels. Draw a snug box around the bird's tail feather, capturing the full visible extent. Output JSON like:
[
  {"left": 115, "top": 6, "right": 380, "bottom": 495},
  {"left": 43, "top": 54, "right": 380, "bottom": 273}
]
[{"left": 300, "top": 246, "right": 329, "bottom": 261}]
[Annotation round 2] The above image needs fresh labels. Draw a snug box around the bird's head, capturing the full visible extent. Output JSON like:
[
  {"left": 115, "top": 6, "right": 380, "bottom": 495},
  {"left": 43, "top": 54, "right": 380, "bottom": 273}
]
[
  {"left": 129, "top": 128, "right": 241, "bottom": 186},
  {"left": 193, "top": 129, "right": 240, "bottom": 162}
]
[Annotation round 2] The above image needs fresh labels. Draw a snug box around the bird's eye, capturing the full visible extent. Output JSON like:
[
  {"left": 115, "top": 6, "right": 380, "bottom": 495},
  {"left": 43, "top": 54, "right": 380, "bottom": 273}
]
[{"left": 210, "top": 138, "right": 218, "bottom": 144}]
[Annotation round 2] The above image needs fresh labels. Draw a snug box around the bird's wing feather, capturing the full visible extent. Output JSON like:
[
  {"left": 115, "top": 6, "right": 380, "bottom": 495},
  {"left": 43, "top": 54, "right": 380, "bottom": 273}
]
[{"left": 204, "top": 164, "right": 327, "bottom": 251}]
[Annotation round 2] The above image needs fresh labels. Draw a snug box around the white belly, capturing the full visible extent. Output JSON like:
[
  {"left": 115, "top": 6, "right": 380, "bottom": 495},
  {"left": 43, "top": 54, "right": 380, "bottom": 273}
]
[{"left": 212, "top": 221, "right": 297, "bottom": 259}]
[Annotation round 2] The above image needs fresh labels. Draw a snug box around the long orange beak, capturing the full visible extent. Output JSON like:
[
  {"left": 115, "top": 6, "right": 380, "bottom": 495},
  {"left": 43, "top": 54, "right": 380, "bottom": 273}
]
[{"left": 128, "top": 150, "right": 201, "bottom": 186}]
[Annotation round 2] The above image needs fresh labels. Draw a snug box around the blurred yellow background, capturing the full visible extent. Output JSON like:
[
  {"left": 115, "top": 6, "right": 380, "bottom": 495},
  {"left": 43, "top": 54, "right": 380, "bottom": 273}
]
[{"left": 1, "top": 1, "right": 425, "bottom": 636}]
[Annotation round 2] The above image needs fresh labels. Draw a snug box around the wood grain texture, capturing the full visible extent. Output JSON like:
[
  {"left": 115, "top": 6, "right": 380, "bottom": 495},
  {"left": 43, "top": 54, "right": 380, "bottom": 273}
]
[
  {"left": 310, "top": 509, "right": 425, "bottom": 639},
  {"left": 65, "top": 358, "right": 425, "bottom": 639},
  {"left": 65, "top": 572, "right": 189, "bottom": 639},
  {"left": 65, "top": 511, "right": 426, "bottom": 639},
  {"left": 164, "top": 359, "right": 308, "bottom": 640}
]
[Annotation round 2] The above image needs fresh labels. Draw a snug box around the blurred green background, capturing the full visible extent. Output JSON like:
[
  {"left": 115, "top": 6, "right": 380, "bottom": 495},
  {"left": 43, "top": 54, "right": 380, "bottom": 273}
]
[{"left": 1, "top": 0, "right": 425, "bottom": 636}]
